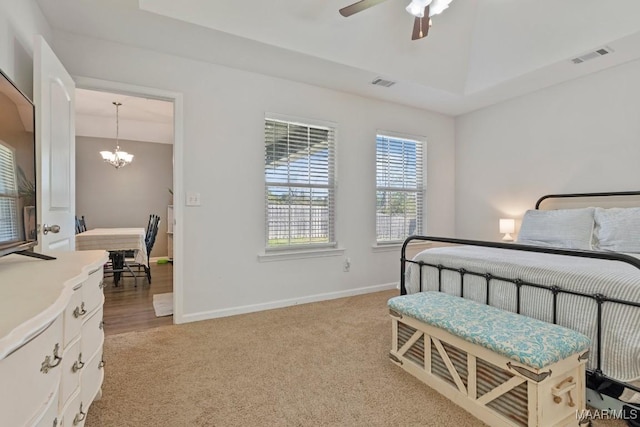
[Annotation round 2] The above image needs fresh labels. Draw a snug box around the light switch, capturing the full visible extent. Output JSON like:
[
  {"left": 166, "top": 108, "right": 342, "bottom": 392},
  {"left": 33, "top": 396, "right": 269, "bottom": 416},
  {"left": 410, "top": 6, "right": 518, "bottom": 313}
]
[{"left": 186, "top": 191, "right": 201, "bottom": 206}]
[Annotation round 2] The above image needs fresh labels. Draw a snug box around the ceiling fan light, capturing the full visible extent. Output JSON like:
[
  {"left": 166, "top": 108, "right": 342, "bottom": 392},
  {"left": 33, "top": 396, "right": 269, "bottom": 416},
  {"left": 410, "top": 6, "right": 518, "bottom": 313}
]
[
  {"left": 429, "top": 0, "right": 452, "bottom": 16},
  {"left": 405, "top": 3, "right": 423, "bottom": 17},
  {"left": 406, "top": 0, "right": 431, "bottom": 17}
]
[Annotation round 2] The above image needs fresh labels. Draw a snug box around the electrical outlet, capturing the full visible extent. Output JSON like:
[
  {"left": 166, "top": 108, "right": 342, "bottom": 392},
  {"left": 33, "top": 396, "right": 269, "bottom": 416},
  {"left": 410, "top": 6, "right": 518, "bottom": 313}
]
[
  {"left": 186, "top": 191, "right": 201, "bottom": 206},
  {"left": 343, "top": 257, "right": 351, "bottom": 272}
]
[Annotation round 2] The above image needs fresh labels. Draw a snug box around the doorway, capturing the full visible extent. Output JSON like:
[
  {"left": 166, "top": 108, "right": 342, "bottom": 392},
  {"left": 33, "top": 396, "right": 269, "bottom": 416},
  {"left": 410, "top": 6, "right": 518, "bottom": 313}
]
[{"left": 74, "top": 78, "right": 183, "bottom": 334}]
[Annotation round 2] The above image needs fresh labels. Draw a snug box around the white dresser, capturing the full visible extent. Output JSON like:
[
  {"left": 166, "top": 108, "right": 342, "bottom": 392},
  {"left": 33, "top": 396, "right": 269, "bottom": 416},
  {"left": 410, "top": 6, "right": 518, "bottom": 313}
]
[{"left": 0, "top": 250, "right": 108, "bottom": 427}]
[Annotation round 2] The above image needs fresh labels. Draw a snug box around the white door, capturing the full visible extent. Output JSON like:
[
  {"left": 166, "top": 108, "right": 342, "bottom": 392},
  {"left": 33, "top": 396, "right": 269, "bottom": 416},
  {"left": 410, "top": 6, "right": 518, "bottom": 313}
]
[{"left": 33, "top": 35, "right": 76, "bottom": 253}]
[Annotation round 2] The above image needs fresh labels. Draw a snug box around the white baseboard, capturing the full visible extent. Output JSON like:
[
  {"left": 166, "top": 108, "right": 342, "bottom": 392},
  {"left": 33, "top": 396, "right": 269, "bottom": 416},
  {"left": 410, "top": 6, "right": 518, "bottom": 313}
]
[{"left": 180, "top": 282, "right": 399, "bottom": 324}]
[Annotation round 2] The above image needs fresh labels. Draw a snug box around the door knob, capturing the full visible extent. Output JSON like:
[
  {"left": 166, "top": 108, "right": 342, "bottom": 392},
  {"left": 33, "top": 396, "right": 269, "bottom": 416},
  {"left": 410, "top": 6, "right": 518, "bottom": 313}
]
[{"left": 42, "top": 224, "right": 60, "bottom": 235}]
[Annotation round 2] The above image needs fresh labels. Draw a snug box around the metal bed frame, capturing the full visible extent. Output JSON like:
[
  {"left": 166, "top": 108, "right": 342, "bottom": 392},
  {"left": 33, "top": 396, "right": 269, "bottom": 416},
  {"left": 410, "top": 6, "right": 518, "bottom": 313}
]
[{"left": 399, "top": 190, "right": 640, "bottom": 423}]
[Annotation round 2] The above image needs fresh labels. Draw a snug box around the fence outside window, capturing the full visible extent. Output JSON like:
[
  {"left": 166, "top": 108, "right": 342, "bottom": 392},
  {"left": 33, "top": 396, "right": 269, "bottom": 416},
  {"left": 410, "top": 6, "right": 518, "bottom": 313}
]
[{"left": 265, "top": 116, "right": 336, "bottom": 249}]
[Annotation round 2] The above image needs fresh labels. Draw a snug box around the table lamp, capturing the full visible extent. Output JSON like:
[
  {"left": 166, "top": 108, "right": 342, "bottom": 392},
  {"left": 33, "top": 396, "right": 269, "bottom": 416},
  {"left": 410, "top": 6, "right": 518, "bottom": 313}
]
[{"left": 499, "top": 218, "right": 515, "bottom": 241}]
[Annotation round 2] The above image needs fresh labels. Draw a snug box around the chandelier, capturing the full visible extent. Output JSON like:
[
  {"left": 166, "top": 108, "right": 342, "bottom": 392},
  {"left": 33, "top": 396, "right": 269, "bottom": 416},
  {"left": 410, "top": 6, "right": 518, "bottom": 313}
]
[{"left": 100, "top": 101, "right": 134, "bottom": 169}]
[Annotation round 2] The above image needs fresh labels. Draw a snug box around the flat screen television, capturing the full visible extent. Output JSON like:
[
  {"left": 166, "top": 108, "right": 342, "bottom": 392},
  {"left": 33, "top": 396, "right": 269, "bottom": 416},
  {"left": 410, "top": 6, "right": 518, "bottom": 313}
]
[{"left": 0, "top": 68, "right": 37, "bottom": 258}]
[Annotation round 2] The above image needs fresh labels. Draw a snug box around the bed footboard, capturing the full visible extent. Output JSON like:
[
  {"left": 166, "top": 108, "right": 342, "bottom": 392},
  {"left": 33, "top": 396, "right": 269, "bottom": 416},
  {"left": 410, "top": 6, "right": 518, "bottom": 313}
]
[{"left": 400, "top": 235, "right": 640, "bottom": 414}]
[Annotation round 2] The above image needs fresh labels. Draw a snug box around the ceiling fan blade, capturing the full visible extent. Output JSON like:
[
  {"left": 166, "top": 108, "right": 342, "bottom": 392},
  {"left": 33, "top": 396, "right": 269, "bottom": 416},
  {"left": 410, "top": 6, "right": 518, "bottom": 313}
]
[
  {"left": 339, "top": 0, "right": 389, "bottom": 17},
  {"left": 411, "top": 5, "right": 430, "bottom": 40}
]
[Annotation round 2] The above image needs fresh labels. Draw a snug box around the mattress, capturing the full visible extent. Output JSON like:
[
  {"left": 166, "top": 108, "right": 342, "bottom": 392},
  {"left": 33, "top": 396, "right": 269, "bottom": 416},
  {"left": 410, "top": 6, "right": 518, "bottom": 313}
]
[{"left": 406, "top": 246, "right": 640, "bottom": 382}]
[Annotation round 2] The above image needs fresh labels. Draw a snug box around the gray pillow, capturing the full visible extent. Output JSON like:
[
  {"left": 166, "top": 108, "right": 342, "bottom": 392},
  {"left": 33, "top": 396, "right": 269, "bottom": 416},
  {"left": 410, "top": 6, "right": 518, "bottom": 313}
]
[
  {"left": 517, "top": 208, "right": 595, "bottom": 250},
  {"left": 593, "top": 207, "right": 640, "bottom": 253}
]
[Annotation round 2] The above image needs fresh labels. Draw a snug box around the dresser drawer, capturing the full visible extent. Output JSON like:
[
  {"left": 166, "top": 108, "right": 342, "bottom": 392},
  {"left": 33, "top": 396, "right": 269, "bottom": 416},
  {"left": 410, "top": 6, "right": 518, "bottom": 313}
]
[
  {"left": 63, "top": 287, "right": 83, "bottom": 348},
  {"left": 31, "top": 384, "right": 59, "bottom": 427},
  {"left": 63, "top": 269, "right": 103, "bottom": 348},
  {"left": 0, "top": 315, "right": 64, "bottom": 427},
  {"left": 81, "top": 349, "right": 105, "bottom": 407},
  {"left": 60, "top": 391, "right": 86, "bottom": 427},
  {"left": 59, "top": 339, "right": 81, "bottom": 411},
  {"left": 83, "top": 268, "right": 104, "bottom": 315},
  {"left": 81, "top": 308, "right": 104, "bottom": 360}
]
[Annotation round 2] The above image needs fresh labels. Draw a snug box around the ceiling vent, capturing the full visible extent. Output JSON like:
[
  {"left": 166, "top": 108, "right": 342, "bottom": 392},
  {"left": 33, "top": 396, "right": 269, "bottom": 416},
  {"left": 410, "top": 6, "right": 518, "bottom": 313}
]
[
  {"left": 571, "top": 46, "right": 614, "bottom": 64},
  {"left": 371, "top": 77, "right": 396, "bottom": 88}
]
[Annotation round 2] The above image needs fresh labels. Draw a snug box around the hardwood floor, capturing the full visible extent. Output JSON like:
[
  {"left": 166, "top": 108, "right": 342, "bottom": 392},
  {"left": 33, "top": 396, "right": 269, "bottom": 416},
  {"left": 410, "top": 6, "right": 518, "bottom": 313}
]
[{"left": 102, "top": 262, "right": 174, "bottom": 335}]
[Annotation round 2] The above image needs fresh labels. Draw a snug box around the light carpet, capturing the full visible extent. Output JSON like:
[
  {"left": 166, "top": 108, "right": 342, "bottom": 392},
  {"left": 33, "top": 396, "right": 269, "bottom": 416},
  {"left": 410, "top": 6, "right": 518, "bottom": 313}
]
[
  {"left": 86, "top": 290, "right": 624, "bottom": 427},
  {"left": 152, "top": 292, "right": 173, "bottom": 317}
]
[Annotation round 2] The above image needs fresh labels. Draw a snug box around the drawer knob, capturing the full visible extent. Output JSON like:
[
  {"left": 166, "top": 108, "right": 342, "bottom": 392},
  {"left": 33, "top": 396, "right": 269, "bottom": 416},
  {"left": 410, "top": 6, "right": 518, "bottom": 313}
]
[
  {"left": 53, "top": 417, "right": 58, "bottom": 427},
  {"left": 98, "top": 280, "right": 105, "bottom": 289},
  {"left": 73, "top": 402, "right": 86, "bottom": 425},
  {"left": 72, "top": 352, "right": 85, "bottom": 373},
  {"left": 40, "top": 343, "right": 62, "bottom": 374},
  {"left": 73, "top": 302, "right": 87, "bottom": 318},
  {"left": 99, "top": 320, "right": 105, "bottom": 330}
]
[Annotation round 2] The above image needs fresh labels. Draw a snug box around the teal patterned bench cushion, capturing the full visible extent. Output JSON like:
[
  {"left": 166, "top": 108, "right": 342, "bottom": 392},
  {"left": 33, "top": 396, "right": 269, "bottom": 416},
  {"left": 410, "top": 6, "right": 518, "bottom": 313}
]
[{"left": 388, "top": 292, "right": 590, "bottom": 369}]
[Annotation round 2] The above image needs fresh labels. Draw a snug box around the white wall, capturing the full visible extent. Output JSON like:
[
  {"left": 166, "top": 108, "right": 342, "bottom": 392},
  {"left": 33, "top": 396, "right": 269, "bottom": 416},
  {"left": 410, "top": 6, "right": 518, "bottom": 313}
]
[
  {"left": 0, "top": 0, "right": 52, "bottom": 97},
  {"left": 456, "top": 58, "right": 640, "bottom": 241},
  {"left": 51, "top": 31, "right": 456, "bottom": 319}
]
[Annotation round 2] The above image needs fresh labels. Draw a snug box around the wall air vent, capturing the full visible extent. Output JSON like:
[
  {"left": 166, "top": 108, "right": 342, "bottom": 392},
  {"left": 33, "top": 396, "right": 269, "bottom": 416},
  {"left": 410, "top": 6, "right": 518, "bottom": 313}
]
[
  {"left": 371, "top": 77, "right": 396, "bottom": 88},
  {"left": 571, "top": 46, "right": 614, "bottom": 64}
]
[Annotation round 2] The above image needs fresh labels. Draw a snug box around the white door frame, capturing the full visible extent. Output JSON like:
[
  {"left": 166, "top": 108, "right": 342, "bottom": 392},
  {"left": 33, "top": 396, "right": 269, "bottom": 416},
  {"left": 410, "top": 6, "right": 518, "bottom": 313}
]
[{"left": 73, "top": 76, "right": 185, "bottom": 324}]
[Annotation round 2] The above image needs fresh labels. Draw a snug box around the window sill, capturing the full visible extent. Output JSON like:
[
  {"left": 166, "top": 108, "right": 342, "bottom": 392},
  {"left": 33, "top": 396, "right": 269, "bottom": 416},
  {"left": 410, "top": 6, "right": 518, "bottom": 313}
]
[
  {"left": 258, "top": 247, "right": 346, "bottom": 262},
  {"left": 371, "top": 241, "right": 433, "bottom": 253}
]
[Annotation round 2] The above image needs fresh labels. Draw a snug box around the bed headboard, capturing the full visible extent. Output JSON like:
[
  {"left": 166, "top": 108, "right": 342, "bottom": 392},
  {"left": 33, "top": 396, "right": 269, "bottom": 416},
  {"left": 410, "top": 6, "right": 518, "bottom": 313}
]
[{"left": 535, "top": 190, "right": 640, "bottom": 210}]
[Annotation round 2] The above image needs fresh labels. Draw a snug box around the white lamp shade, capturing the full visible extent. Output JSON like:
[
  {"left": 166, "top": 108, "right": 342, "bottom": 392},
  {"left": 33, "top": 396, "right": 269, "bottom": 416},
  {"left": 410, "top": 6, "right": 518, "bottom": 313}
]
[
  {"left": 121, "top": 152, "right": 134, "bottom": 162},
  {"left": 499, "top": 218, "right": 515, "bottom": 234},
  {"left": 100, "top": 151, "right": 115, "bottom": 162}
]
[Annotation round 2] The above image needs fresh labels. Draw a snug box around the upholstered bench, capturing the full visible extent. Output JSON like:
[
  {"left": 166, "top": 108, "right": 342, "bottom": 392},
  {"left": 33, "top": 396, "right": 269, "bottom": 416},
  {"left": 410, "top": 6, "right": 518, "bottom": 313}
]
[{"left": 388, "top": 292, "right": 591, "bottom": 427}]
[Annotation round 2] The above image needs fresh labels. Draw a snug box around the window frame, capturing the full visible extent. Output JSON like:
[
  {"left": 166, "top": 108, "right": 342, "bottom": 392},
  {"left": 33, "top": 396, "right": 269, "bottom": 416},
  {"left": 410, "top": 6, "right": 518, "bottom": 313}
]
[
  {"left": 375, "top": 131, "right": 426, "bottom": 245},
  {"left": 264, "top": 113, "right": 337, "bottom": 252}
]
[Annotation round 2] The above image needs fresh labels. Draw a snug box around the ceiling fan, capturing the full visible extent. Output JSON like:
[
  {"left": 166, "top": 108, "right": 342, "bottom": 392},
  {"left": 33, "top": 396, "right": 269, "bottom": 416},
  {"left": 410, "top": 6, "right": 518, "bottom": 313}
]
[{"left": 339, "top": 0, "right": 453, "bottom": 40}]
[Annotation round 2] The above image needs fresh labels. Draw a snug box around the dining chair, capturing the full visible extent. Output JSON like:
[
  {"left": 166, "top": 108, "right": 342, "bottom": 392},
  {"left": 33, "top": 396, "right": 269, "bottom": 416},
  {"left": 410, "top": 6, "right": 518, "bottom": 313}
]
[
  {"left": 79, "top": 216, "right": 87, "bottom": 232},
  {"left": 124, "top": 214, "right": 161, "bottom": 285},
  {"left": 75, "top": 215, "right": 87, "bottom": 234},
  {"left": 108, "top": 251, "right": 137, "bottom": 287}
]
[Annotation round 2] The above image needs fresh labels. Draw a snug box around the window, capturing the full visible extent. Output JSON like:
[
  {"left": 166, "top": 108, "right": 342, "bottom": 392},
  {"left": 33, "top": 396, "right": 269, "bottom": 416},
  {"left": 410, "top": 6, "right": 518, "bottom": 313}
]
[
  {"left": 0, "top": 141, "right": 19, "bottom": 242},
  {"left": 376, "top": 134, "right": 424, "bottom": 243},
  {"left": 264, "top": 116, "right": 336, "bottom": 249}
]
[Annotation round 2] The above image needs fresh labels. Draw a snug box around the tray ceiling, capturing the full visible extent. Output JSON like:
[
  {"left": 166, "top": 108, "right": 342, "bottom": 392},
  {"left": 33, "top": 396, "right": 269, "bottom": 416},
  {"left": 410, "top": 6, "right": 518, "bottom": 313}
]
[{"left": 37, "top": 0, "right": 640, "bottom": 115}]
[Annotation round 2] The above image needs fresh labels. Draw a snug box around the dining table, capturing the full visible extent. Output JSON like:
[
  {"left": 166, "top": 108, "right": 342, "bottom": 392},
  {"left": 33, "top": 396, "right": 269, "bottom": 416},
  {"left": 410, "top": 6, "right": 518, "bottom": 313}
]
[{"left": 76, "top": 228, "right": 147, "bottom": 285}]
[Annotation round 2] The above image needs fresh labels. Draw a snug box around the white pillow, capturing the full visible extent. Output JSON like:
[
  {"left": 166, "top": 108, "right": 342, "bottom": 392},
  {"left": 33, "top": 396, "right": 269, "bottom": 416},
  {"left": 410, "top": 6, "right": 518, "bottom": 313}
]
[
  {"left": 517, "top": 208, "right": 595, "bottom": 250},
  {"left": 593, "top": 207, "right": 640, "bottom": 253}
]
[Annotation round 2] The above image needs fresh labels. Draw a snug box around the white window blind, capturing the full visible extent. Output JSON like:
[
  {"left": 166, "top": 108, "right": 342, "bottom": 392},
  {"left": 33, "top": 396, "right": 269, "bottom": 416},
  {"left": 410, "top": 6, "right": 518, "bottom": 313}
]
[
  {"left": 376, "top": 134, "right": 424, "bottom": 243},
  {"left": 0, "top": 142, "right": 19, "bottom": 242},
  {"left": 265, "top": 117, "right": 336, "bottom": 249}
]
